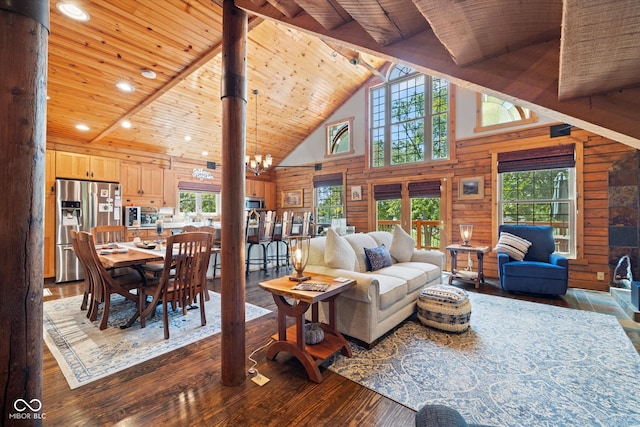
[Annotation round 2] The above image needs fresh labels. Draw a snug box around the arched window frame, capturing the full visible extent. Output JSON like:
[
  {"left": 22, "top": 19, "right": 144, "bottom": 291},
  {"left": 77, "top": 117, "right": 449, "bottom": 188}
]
[{"left": 474, "top": 93, "right": 538, "bottom": 132}]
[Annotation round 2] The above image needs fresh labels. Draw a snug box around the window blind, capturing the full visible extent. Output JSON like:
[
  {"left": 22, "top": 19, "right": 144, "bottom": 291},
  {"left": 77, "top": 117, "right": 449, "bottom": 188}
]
[
  {"left": 178, "top": 181, "right": 221, "bottom": 192},
  {"left": 312, "top": 173, "right": 343, "bottom": 188},
  {"left": 498, "top": 144, "right": 575, "bottom": 173},
  {"left": 373, "top": 183, "right": 402, "bottom": 200},
  {"left": 408, "top": 181, "right": 441, "bottom": 198}
]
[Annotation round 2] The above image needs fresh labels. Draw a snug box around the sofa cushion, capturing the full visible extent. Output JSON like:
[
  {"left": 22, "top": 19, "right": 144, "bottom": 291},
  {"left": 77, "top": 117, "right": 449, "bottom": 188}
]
[
  {"left": 396, "top": 261, "right": 442, "bottom": 284},
  {"left": 374, "top": 265, "right": 427, "bottom": 293},
  {"left": 364, "top": 244, "right": 393, "bottom": 271},
  {"left": 325, "top": 228, "right": 357, "bottom": 270},
  {"left": 308, "top": 236, "right": 327, "bottom": 266},
  {"left": 368, "top": 231, "right": 393, "bottom": 248},
  {"left": 344, "top": 233, "right": 381, "bottom": 273},
  {"left": 502, "top": 260, "right": 567, "bottom": 280},
  {"left": 368, "top": 273, "right": 408, "bottom": 309},
  {"left": 390, "top": 224, "right": 416, "bottom": 263},
  {"left": 494, "top": 232, "right": 532, "bottom": 261}
]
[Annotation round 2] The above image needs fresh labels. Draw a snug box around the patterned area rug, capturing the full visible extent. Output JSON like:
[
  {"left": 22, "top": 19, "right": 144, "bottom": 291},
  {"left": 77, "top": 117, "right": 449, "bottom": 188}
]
[
  {"left": 43, "top": 291, "right": 270, "bottom": 389},
  {"left": 328, "top": 292, "right": 640, "bottom": 426}
]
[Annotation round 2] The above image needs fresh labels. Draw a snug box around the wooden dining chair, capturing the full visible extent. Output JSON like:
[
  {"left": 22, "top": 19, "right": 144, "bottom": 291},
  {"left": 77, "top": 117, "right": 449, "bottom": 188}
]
[
  {"left": 199, "top": 225, "right": 221, "bottom": 280},
  {"left": 76, "top": 231, "right": 146, "bottom": 330},
  {"left": 181, "top": 225, "right": 199, "bottom": 233},
  {"left": 91, "top": 225, "right": 128, "bottom": 244},
  {"left": 138, "top": 232, "right": 213, "bottom": 339},
  {"left": 91, "top": 224, "right": 138, "bottom": 277},
  {"left": 70, "top": 230, "right": 95, "bottom": 317}
]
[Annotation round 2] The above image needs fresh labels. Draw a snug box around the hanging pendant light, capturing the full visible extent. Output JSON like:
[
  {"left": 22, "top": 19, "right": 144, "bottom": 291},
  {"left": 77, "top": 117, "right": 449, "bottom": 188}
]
[{"left": 245, "top": 89, "right": 272, "bottom": 176}]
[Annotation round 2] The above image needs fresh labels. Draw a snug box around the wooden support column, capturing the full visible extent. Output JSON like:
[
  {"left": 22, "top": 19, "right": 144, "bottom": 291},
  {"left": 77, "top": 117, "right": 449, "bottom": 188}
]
[
  {"left": 220, "top": 0, "right": 247, "bottom": 386},
  {"left": 0, "top": 0, "right": 49, "bottom": 423}
]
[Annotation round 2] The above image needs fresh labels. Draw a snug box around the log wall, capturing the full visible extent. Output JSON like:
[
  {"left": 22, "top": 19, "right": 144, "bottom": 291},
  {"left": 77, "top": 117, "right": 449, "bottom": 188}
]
[{"left": 274, "top": 124, "right": 637, "bottom": 292}]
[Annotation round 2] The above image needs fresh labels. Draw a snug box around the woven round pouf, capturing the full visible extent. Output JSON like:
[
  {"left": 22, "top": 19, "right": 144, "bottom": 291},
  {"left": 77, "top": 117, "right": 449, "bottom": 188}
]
[{"left": 417, "top": 284, "right": 471, "bottom": 332}]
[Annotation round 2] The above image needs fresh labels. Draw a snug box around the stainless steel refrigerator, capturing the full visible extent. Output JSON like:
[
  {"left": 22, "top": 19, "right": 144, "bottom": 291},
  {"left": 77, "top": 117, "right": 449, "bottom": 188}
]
[{"left": 55, "top": 179, "right": 122, "bottom": 283}]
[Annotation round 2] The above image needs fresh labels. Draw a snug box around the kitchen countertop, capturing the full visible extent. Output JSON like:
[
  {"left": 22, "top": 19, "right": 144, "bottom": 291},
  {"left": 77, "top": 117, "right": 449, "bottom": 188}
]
[{"left": 128, "top": 222, "right": 219, "bottom": 230}]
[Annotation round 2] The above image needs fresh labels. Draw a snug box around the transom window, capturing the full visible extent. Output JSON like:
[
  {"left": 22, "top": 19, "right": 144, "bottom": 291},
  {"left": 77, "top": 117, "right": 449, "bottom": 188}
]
[
  {"left": 475, "top": 93, "right": 538, "bottom": 132},
  {"left": 326, "top": 118, "right": 353, "bottom": 157},
  {"left": 370, "top": 64, "right": 449, "bottom": 168}
]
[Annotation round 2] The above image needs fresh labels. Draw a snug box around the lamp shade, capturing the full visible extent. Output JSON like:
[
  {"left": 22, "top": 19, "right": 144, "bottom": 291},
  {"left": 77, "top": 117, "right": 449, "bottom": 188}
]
[
  {"left": 288, "top": 236, "right": 311, "bottom": 281},
  {"left": 459, "top": 224, "right": 473, "bottom": 246}
]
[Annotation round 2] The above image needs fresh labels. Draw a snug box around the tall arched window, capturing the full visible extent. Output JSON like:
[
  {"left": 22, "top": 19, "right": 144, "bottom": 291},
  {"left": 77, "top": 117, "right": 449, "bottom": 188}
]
[{"left": 370, "top": 64, "right": 450, "bottom": 168}]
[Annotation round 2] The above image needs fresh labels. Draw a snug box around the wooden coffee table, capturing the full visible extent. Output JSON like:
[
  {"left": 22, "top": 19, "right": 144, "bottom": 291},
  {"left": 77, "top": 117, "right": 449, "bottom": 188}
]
[{"left": 259, "top": 273, "right": 355, "bottom": 383}]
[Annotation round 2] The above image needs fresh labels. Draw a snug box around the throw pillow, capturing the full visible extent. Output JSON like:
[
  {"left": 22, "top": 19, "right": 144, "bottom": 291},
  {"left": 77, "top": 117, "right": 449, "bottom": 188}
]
[
  {"left": 494, "top": 231, "right": 532, "bottom": 261},
  {"left": 324, "top": 228, "right": 357, "bottom": 270},
  {"left": 364, "top": 244, "right": 393, "bottom": 271},
  {"left": 390, "top": 224, "right": 415, "bottom": 262}
]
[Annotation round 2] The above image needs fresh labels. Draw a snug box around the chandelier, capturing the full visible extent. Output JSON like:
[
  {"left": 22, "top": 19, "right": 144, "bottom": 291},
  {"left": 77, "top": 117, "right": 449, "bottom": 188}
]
[{"left": 246, "top": 89, "right": 272, "bottom": 176}]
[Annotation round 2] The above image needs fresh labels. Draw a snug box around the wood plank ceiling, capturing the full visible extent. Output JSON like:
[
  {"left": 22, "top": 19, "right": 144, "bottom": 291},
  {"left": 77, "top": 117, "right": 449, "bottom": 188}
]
[{"left": 47, "top": 0, "right": 640, "bottom": 167}]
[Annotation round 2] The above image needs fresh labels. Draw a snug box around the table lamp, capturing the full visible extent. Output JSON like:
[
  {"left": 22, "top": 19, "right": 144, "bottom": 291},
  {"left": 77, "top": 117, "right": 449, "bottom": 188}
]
[
  {"left": 288, "top": 236, "right": 311, "bottom": 282},
  {"left": 460, "top": 224, "right": 473, "bottom": 246}
]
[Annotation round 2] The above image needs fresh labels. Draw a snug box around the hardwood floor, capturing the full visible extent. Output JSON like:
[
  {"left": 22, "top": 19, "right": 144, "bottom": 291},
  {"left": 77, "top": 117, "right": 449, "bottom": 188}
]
[{"left": 42, "top": 270, "right": 640, "bottom": 426}]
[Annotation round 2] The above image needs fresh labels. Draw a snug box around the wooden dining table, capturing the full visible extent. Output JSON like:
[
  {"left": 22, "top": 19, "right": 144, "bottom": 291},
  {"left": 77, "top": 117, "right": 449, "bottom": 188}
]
[
  {"left": 97, "top": 241, "right": 218, "bottom": 329},
  {"left": 97, "top": 244, "right": 164, "bottom": 270},
  {"left": 97, "top": 243, "right": 165, "bottom": 328}
]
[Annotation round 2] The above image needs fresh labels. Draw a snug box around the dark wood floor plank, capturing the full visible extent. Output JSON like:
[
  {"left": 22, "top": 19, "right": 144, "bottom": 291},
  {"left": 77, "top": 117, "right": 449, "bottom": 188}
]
[{"left": 42, "top": 269, "right": 639, "bottom": 426}]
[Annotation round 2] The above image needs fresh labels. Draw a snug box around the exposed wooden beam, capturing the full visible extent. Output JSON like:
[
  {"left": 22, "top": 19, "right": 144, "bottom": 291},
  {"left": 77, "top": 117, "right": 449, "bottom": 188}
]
[{"left": 235, "top": 0, "right": 640, "bottom": 148}]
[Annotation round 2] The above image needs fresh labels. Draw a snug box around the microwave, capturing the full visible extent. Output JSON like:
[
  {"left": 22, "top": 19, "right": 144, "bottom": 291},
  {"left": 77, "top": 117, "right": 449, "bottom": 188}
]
[{"left": 245, "top": 197, "right": 265, "bottom": 210}]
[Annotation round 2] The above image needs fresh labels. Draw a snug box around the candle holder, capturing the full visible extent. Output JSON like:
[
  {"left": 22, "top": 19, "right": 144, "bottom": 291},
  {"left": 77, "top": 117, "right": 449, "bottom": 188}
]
[
  {"left": 288, "top": 236, "right": 311, "bottom": 282},
  {"left": 459, "top": 224, "right": 473, "bottom": 246}
]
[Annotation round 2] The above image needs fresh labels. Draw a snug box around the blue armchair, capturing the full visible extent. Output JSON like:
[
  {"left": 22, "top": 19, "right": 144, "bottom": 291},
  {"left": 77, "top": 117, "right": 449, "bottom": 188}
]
[{"left": 496, "top": 225, "right": 568, "bottom": 295}]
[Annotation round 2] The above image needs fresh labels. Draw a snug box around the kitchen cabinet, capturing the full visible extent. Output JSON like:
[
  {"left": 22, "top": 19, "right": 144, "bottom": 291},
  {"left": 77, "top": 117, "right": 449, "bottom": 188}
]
[
  {"left": 55, "top": 151, "right": 120, "bottom": 182},
  {"left": 129, "top": 228, "right": 171, "bottom": 240},
  {"left": 44, "top": 150, "right": 56, "bottom": 279},
  {"left": 264, "top": 182, "right": 276, "bottom": 211},
  {"left": 121, "top": 162, "right": 164, "bottom": 205},
  {"left": 246, "top": 179, "right": 276, "bottom": 210},
  {"left": 246, "top": 179, "right": 265, "bottom": 198},
  {"left": 163, "top": 169, "right": 177, "bottom": 207}
]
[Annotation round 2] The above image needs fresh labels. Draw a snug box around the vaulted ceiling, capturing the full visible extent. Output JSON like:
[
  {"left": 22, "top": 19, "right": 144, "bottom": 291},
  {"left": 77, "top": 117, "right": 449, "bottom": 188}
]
[{"left": 46, "top": 0, "right": 640, "bottom": 167}]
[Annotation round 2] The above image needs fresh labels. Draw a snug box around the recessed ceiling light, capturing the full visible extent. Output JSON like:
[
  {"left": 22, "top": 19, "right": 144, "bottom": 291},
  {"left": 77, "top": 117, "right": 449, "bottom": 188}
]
[
  {"left": 184, "top": 135, "right": 192, "bottom": 142},
  {"left": 56, "top": 2, "right": 90, "bottom": 22},
  {"left": 141, "top": 69, "right": 157, "bottom": 79},
  {"left": 121, "top": 120, "right": 132, "bottom": 129},
  {"left": 75, "top": 124, "right": 90, "bottom": 131},
  {"left": 202, "top": 151, "right": 208, "bottom": 156},
  {"left": 116, "top": 81, "right": 135, "bottom": 93}
]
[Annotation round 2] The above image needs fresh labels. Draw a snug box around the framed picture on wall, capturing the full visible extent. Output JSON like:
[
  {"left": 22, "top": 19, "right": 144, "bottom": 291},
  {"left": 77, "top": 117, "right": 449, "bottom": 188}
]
[
  {"left": 351, "top": 185, "right": 362, "bottom": 201},
  {"left": 458, "top": 176, "right": 484, "bottom": 200},
  {"left": 282, "top": 189, "right": 303, "bottom": 208}
]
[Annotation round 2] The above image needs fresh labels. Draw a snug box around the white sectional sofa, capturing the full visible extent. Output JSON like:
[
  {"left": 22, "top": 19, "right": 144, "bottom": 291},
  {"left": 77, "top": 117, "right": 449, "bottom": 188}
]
[{"left": 305, "top": 226, "right": 445, "bottom": 347}]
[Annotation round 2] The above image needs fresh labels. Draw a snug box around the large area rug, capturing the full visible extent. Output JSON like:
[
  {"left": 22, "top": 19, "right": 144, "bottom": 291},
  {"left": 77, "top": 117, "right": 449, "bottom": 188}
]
[
  {"left": 328, "top": 292, "right": 640, "bottom": 426},
  {"left": 43, "top": 291, "right": 271, "bottom": 389}
]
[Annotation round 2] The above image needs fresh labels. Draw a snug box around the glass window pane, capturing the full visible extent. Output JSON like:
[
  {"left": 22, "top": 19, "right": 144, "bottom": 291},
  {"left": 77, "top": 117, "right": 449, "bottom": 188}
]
[
  {"left": 499, "top": 167, "right": 574, "bottom": 257},
  {"left": 411, "top": 197, "right": 440, "bottom": 249},
  {"left": 376, "top": 199, "right": 401, "bottom": 232}
]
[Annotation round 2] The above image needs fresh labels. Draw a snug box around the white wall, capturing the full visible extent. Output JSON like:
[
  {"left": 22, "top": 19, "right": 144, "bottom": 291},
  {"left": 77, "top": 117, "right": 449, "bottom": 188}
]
[{"left": 280, "top": 83, "right": 559, "bottom": 165}]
